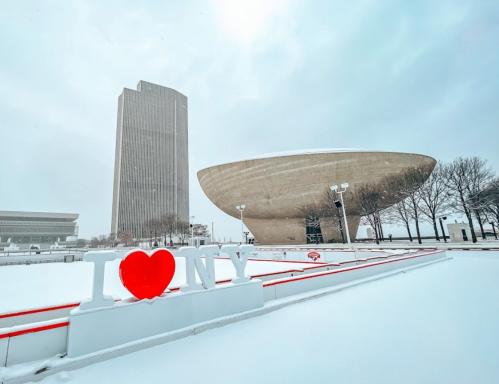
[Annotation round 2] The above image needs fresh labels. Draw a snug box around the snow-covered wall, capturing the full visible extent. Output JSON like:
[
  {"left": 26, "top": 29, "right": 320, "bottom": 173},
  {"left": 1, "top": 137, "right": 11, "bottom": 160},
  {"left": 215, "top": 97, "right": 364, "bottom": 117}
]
[
  {"left": 251, "top": 249, "right": 395, "bottom": 262},
  {"left": 66, "top": 279, "right": 264, "bottom": 357},
  {"left": 263, "top": 251, "right": 446, "bottom": 301}
]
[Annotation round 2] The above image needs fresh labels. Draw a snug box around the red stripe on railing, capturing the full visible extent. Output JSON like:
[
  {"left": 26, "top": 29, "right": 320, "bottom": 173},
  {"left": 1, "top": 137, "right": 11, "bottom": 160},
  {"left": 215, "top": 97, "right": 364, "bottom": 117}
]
[
  {"left": 0, "top": 299, "right": 121, "bottom": 320},
  {"left": 263, "top": 251, "right": 443, "bottom": 288},
  {"left": 214, "top": 256, "right": 327, "bottom": 264},
  {"left": 0, "top": 303, "right": 80, "bottom": 320},
  {"left": 302, "top": 263, "right": 340, "bottom": 270},
  {"left": 0, "top": 321, "right": 70, "bottom": 339},
  {"left": 251, "top": 269, "right": 302, "bottom": 278},
  {"left": 248, "top": 258, "right": 328, "bottom": 264}
]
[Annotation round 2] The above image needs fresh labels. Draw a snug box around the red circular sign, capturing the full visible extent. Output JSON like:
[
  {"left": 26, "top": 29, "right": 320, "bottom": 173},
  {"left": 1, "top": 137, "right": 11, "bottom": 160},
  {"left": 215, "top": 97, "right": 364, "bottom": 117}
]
[
  {"left": 307, "top": 251, "right": 321, "bottom": 261},
  {"left": 119, "top": 249, "right": 176, "bottom": 300}
]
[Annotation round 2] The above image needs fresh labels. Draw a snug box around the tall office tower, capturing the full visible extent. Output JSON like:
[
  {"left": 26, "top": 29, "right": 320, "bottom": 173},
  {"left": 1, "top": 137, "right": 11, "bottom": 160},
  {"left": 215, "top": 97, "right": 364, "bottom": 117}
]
[{"left": 111, "top": 81, "right": 189, "bottom": 238}]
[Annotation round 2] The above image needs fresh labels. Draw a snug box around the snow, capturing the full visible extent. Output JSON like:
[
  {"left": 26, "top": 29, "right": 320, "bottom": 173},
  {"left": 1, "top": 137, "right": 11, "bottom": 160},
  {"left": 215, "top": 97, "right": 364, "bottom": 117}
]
[
  {"left": 24, "top": 253, "right": 499, "bottom": 384},
  {"left": 0, "top": 257, "right": 315, "bottom": 314}
]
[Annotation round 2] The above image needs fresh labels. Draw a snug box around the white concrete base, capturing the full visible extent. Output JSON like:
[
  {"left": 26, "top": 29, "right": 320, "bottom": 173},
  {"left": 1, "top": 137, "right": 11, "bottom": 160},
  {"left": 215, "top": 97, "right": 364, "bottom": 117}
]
[
  {"left": 66, "top": 280, "right": 263, "bottom": 358},
  {"left": 1, "top": 337, "right": 8, "bottom": 367},
  {"left": 6, "top": 325, "right": 68, "bottom": 366}
]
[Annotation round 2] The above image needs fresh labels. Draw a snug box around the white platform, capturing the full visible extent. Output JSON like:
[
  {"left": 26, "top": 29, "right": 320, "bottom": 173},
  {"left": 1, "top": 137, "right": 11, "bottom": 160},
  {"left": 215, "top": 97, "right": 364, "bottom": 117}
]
[{"left": 66, "top": 279, "right": 263, "bottom": 357}]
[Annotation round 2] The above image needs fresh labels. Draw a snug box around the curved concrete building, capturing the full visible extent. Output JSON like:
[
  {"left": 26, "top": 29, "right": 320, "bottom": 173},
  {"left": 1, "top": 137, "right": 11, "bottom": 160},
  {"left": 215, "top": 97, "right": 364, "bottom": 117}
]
[{"left": 198, "top": 149, "right": 436, "bottom": 245}]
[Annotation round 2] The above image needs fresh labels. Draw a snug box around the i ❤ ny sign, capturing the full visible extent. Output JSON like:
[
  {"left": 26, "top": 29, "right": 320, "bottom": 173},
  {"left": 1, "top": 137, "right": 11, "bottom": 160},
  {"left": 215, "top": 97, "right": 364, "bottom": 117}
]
[{"left": 79, "top": 245, "right": 254, "bottom": 310}]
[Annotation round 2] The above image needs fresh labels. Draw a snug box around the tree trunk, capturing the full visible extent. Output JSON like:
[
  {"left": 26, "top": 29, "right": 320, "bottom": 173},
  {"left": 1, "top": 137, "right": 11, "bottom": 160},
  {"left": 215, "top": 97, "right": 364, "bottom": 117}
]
[
  {"left": 414, "top": 218, "right": 422, "bottom": 244},
  {"left": 412, "top": 205, "right": 422, "bottom": 244},
  {"left": 373, "top": 225, "right": 380, "bottom": 245},
  {"left": 405, "top": 223, "right": 413, "bottom": 241},
  {"left": 465, "top": 211, "right": 478, "bottom": 243},
  {"left": 379, "top": 217, "right": 384, "bottom": 241},
  {"left": 337, "top": 215, "right": 345, "bottom": 243},
  {"left": 459, "top": 193, "right": 478, "bottom": 243},
  {"left": 432, "top": 217, "right": 440, "bottom": 241},
  {"left": 372, "top": 215, "right": 380, "bottom": 245},
  {"left": 474, "top": 210, "right": 487, "bottom": 240},
  {"left": 374, "top": 212, "right": 383, "bottom": 242}
]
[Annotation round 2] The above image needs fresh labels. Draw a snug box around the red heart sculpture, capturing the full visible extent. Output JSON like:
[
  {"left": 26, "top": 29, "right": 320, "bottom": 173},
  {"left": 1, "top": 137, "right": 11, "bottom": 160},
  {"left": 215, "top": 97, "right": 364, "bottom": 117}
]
[{"left": 119, "top": 249, "right": 176, "bottom": 300}]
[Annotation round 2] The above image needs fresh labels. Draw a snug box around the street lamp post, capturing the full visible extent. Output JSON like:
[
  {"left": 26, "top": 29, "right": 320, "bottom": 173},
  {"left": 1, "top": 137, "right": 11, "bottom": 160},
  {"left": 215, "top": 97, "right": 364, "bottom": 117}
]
[
  {"left": 439, "top": 216, "right": 447, "bottom": 242},
  {"left": 490, "top": 221, "right": 498, "bottom": 240},
  {"left": 330, "top": 183, "right": 351, "bottom": 249},
  {"left": 333, "top": 200, "right": 345, "bottom": 243},
  {"left": 236, "top": 205, "right": 246, "bottom": 245},
  {"left": 189, "top": 215, "right": 195, "bottom": 246}
]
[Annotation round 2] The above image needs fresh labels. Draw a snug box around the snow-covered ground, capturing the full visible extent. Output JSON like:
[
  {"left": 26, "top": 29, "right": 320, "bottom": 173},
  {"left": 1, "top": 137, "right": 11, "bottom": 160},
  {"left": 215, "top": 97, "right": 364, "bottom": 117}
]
[
  {"left": 0, "top": 258, "right": 315, "bottom": 314},
  {"left": 22, "top": 252, "right": 499, "bottom": 384}
]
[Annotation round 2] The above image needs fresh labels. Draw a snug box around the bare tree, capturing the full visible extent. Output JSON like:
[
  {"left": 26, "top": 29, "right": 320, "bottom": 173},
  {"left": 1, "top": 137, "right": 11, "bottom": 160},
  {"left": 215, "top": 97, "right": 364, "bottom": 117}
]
[
  {"left": 381, "top": 200, "right": 414, "bottom": 241},
  {"left": 382, "top": 172, "right": 414, "bottom": 242},
  {"left": 118, "top": 231, "right": 133, "bottom": 246},
  {"left": 192, "top": 223, "right": 210, "bottom": 237},
  {"left": 352, "top": 182, "right": 383, "bottom": 244},
  {"left": 383, "top": 166, "right": 433, "bottom": 244},
  {"left": 89, "top": 234, "right": 110, "bottom": 248},
  {"left": 160, "top": 214, "right": 178, "bottom": 246},
  {"left": 466, "top": 158, "right": 496, "bottom": 240},
  {"left": 144, "top": 218, "right": 161, "bottom": 246},
  {"left": 321, "top": 189, "right": 359, "bottom": 243},
  {"left": 90, "top": 237, "right": 99, "bottom": 248},
  {"left": 444, "top": 157, "right": 495, "bottom": 243},
  {"left": 443, "top": 159, "right": 475, "bottom": 242},
  {"left": 417, "top": 162, "right": 450, "bottom": 240},
  {"left": 176, "top": 220, "right": 190, "bottom": 246},
  {"left": 75, "top": 238, "right": 88, "bottom": 248},
  {"left": 482, "top": 178, "right": 499, "bottom": 226},
  {"left": 107, "top": 233, "right": 117, "bottom": 247},
  {"left": 98, "top": 234, "right": 107, "bottom": 246},
  {"left": 298, "top": 202, "right": 326, "bottom": 244}
]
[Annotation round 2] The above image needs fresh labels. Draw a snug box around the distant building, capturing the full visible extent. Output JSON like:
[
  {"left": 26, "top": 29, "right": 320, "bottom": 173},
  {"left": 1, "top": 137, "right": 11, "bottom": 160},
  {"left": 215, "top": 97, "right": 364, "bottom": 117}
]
[
  {"left": 447, "top": 223, "right": 472, "bottom": 242},
  {"left": 111, "top": 81, "right": 189, "bottom": 238},
  {"left": 0, "top": 210, "right": 78, "bottom": 244}
]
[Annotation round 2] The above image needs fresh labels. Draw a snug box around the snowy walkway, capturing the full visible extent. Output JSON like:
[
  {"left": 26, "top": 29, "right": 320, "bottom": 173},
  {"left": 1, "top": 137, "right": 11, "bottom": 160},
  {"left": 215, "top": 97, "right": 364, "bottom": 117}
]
[{"left": 26, "top": 254, "right": 499, "bottom": 384}]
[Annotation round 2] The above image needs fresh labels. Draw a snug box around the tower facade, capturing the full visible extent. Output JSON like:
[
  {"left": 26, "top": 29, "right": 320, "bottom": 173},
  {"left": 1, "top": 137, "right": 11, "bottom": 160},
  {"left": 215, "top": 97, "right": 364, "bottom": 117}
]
[{"left": 111, "top": 81, "right": 189, "bottom": 238}]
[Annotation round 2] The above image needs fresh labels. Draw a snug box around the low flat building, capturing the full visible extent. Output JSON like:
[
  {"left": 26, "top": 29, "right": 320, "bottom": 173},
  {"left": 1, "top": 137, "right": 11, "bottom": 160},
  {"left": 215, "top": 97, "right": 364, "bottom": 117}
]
[
  {"left": 0, "top": 211, "right": 79, "bottom": 244},
  {"left": 447, "top": 223, "right": 472, "bottom": 242}
]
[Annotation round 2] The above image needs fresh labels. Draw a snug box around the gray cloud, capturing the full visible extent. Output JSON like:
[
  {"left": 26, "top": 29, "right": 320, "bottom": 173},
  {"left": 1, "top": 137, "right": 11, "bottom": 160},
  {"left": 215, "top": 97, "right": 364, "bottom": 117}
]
[{"left": 0, "top": 0, "right": 497, "bottom": 240}]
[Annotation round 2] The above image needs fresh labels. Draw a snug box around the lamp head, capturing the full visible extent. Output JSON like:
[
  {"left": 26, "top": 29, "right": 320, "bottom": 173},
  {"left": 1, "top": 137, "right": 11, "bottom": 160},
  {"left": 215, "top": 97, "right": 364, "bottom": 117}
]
[
  {"left": 330, "top": 185, "right": 338, "bottom": 191},
  {"left": 241, "top": 204, "right": 246, "bottom": 209},
  {"left": 340, "top": 183, "right": 349, "bottom": 189}
]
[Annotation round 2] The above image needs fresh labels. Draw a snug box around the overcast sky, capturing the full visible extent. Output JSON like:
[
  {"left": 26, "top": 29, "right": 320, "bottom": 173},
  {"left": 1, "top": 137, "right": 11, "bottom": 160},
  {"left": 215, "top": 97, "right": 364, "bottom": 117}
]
[{"left": 1, "top": 0, "right": 498, "bottom": 241}]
